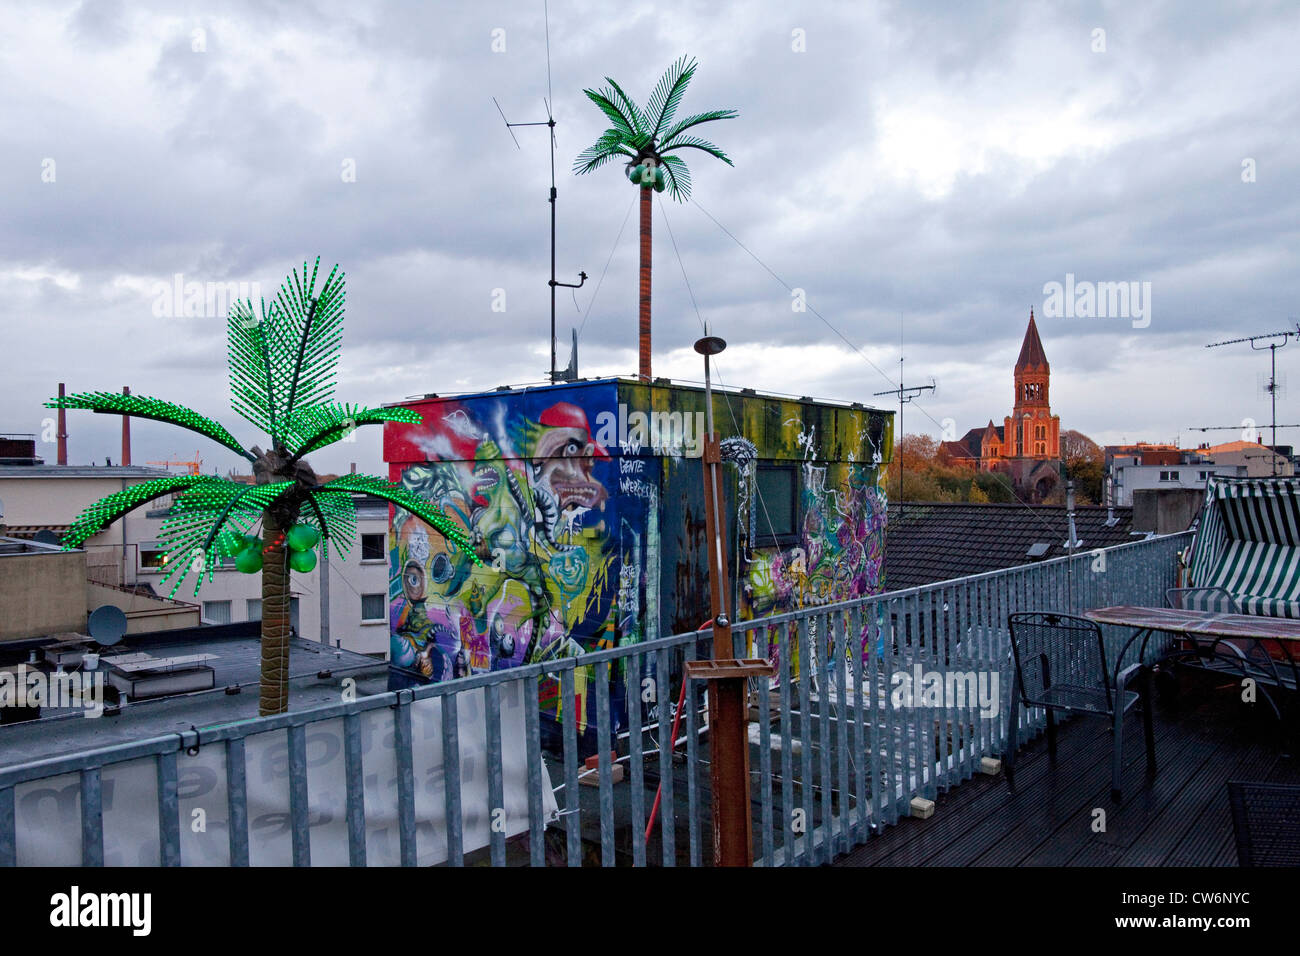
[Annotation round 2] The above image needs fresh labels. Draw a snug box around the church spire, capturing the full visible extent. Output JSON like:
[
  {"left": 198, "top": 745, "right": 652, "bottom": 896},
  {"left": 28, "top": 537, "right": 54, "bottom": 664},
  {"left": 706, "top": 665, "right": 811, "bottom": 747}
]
[{"left": 1016, "top": 308, "right": 1049, "bottom": 371}]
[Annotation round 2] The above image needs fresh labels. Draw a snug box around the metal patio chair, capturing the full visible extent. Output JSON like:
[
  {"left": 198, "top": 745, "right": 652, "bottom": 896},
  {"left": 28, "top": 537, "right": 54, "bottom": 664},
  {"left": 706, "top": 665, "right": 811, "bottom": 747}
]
[
  {"left": 1228, "top": 780, "right": 1300, "bottom": 866},
  {"left": 1005, "top": 611, "right": 1155, "bottom": 803}
]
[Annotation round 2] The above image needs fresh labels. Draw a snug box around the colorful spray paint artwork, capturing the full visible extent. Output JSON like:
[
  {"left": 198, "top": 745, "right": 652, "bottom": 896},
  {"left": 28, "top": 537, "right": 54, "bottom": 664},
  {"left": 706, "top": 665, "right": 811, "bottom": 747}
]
[
  {"left": 741, "top": 464, "right": 887, "bottom": 617},
  {"left": 385, "top": 380, "right": 893, "bottom": 736},
  {"left": 386, "top": 386, "right": 655, "bottom": 734},
  {"left": 731, "top": 413, "right": 890, "bottom": 674}
]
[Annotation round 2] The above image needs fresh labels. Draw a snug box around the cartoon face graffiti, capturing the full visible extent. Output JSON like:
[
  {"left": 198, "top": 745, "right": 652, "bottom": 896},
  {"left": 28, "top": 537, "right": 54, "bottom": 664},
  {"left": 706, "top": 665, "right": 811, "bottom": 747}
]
[
  {"left": 533, "top": 402, "right": 609, "bottom": 513},
  {"left": 391, "top": 395, "right": 620, "bottom": 685}
]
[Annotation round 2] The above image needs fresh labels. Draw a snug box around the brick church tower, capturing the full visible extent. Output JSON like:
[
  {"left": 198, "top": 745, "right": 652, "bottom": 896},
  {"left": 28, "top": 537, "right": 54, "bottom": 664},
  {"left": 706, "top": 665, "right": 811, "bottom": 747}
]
[
  {"left": 938, "top": 309, "right": 1065, "bottom": 501},
  {"left": 1003, "top": 309, "right": 1060, "bottom": 460}
]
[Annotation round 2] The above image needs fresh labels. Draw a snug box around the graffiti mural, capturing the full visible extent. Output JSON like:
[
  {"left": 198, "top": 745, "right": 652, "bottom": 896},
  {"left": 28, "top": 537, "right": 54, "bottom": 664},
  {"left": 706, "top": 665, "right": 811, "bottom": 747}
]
[
  {"left": 389, "top": 392, "right": 624, "bottom": 674},
  {"left": 740, "top": 463, "right": 887, "bottom": 616},
  {"left": 386, "top": 384, "right": 663, "bottom": 739},
  {"left": 385, "top": 379, "right": 893, "bottom": 737}
]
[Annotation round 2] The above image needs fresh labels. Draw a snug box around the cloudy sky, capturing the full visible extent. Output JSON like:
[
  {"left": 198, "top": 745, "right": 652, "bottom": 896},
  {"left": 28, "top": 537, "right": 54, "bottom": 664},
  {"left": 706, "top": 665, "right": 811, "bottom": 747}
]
[{"left": 3, "top": 0, "right": 1297, "bottom": 476}]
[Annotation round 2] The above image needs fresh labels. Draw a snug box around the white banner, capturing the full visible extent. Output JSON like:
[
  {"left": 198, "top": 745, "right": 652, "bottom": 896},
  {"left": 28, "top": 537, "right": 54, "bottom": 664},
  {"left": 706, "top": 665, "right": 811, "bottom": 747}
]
[{"left": 12, "top": 683, "right": 556, "bottom": 866}]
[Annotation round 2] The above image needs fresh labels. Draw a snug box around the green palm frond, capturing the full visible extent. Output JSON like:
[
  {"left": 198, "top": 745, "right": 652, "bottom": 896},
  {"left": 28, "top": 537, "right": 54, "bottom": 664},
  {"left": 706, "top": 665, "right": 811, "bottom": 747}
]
[
  {"left": 299, "top": 485, "right": 360, "bottom": 560},
  {"left": 662, "top": 134, "right": 734, "bottom": 166},
  {"left": 603, "top": 78, "right": 648, "bottom": 136},
  {"left": 645, "top": 55, "right": 697, "bottom": 138},
  {"left": 573, "top": 131, "right": 636, "bottom": 175},
  {"left": 576, "top": 57, "right": 736, "bottom": 195},
  {"left": 284, "top": 403, "right": 421, "bottom": 460},
  {"left": 227, "top": 257, "right": 346, "bottom": 446},
  {"left": 322, "top": 473, "right": 481, "bottom": 565},
  {"left": 157, "top": 479, "right": 294, "bottom": 596},
  {"left": 276, "top": 258, "right": 345, "bottom": 421},
  {"left": 659, "top": 108, "right": 739, "bottom": 145},
  {"left": 61, "top": 475, "right": 216, "bottom": 549},
  {"left": 658, "top": 154, "right": 692, "bottom": 200},
  {"left": 227, "top": 297, "right": 284, "bottom": 441},
  {"left": 582, "top": 88, "right": 641, "bottom": 141},
  {"left": 45, "top": 392, "right": 253, "bottom": 462}
]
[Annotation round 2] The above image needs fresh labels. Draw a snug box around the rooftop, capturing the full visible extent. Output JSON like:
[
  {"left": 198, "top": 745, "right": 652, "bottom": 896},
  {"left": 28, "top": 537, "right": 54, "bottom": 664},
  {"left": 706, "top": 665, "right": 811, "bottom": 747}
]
[
  {"left": 391, "top": 374, "right": 892, "bottom": 415},
  {"left": 885, "top": 501, "right": 1139, "bottom": 590},
  {"left": 0, "top": 465, "right": 173, "bottom": 479},
  {"left": 0, "top": 622, "right": 388, "bottom": 768},
  {"left": 835, "top": 671, "right": 1300, "bottom": 866}
]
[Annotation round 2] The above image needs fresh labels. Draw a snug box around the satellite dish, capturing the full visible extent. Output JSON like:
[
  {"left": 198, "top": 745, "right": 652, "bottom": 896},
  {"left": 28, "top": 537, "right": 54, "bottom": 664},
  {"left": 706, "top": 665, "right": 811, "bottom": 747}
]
[
  {"left": 87, "top": 605, "right": 128, "bottom": 646},
  {"left": 33, "top": 529, "right": 61, "bottom": 546}
]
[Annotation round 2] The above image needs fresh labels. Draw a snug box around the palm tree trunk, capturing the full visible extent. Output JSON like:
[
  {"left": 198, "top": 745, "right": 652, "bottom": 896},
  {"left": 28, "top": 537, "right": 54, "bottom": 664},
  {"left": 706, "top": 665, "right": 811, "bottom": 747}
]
[
  {"left": 259, "top": 510, "right": 291, "bottom": 715},
  {"left": 638, "top": 184, "right": 652, "bottom": 382}
]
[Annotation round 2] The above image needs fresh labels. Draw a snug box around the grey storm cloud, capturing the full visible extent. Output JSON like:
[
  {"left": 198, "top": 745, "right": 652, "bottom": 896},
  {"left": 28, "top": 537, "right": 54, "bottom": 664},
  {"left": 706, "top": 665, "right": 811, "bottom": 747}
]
[{"left": 2, "top": 0, "right": 1297, "bottom": 478}]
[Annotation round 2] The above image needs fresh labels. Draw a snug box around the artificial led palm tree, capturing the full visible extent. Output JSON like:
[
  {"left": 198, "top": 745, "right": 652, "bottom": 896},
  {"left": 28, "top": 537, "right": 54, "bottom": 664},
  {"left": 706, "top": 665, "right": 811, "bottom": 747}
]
[
  {"left": 48, "top": 258, "right": 477, "bottom": 715},
  {"left": 574, "top": 55, "right": 737, "bottom": 381}
]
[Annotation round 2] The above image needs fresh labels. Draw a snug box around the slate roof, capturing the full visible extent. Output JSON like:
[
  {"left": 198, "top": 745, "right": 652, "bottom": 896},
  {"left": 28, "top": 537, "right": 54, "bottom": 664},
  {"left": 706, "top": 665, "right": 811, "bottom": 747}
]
[{"left": 884, "top": 501, "right": 1142, "bottom": 591}]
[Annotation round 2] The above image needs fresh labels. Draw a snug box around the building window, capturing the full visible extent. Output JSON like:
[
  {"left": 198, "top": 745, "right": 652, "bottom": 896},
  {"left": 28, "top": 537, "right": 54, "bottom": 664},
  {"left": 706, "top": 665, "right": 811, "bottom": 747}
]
[
  {"left": 1036, "top": 442, "right": 1046, "bottom": 456},
  {"left": 361, "top": 533, "right": 386, "bottom": 562},
  {"left": 755, "top": 465, "right": 799, "bottom": 545},
  {"left": 202, "top": 600, "right": 232, "bottom": 625},
  {"left": 140, "top": 548, "right": 167, "bottom": 570},
  {"left": 247, "top": 598, "right": 299, "bottom": 630},
  {"left": 1159, "top": 470, "right": 1179, "bottom": 482},
  {"left": 361, "top": 593, "right": 386, "bottom": 622},
  {"left": 1198, "top": 471, "right": 1211, "bottom": 481}
]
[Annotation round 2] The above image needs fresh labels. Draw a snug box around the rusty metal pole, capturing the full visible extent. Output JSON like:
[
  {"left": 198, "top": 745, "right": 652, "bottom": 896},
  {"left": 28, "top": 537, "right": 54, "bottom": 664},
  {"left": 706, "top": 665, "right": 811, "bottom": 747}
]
[
  {"left": 57, "top": 382, "right": 68, "bottom": 465},
  {"left": 689, "top": 329, "right": 772, "bottom": 866},
  {"left": 120, "top": 386, "right": 131, "bottom": 467}
]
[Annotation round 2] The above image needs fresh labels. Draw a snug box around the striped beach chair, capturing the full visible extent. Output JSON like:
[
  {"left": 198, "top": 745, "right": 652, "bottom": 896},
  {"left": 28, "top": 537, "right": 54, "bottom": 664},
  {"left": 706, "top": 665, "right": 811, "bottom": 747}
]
[
  {"left": 1185, "top": 476, "right": 1300, "bottom": 619},
  {"left": 1174, "top": 476, "right": 1300, "bottom": 704}
]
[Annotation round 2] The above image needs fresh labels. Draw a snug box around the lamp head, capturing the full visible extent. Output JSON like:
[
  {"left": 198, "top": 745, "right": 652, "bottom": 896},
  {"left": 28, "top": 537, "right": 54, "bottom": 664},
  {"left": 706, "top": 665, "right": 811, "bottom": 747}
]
[{"left": 693, "top": 335, "right": 727, "bottom": 356}]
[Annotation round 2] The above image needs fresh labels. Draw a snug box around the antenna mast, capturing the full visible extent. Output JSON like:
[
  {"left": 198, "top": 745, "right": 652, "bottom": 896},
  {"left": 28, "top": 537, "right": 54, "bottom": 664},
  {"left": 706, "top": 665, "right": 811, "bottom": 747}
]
[
  {"left": 491, "top": 1, "right": 586, "bottom": 383},
  {"left": 1206, "top": 323, "right": 1300, "bottom": 476},
  {"left": 874, "top": 319, "right": 935, "bottom": 515}
]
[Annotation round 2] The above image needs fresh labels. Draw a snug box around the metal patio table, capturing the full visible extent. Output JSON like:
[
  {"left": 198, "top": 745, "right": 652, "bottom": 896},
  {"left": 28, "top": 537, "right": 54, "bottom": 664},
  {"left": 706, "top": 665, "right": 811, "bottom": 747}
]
[{"left": 1083, "top": 605, "right": 1300, "bottom": 721}]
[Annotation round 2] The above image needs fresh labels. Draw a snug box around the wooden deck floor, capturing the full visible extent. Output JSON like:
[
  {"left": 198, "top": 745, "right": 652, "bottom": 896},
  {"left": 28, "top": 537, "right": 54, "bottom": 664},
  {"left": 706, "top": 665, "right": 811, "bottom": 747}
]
[{"left": 834, "top": 671, "right": 1300, "bottom": 867}]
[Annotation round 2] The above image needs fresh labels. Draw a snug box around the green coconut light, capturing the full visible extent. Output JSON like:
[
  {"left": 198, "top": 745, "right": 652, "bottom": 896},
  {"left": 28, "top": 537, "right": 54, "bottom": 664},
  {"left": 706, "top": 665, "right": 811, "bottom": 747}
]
[
  {"left": 46, "top": 256, "right": 483, "bottom": 716},
  {"left": 235, "top": 547, "right": 264, "bottom": 574},
  {"left": 286, "top": 523, "right": 320, "bottom": 552},
  {"left": 288, "top": 549, "right": 318, "bottom": 573}
]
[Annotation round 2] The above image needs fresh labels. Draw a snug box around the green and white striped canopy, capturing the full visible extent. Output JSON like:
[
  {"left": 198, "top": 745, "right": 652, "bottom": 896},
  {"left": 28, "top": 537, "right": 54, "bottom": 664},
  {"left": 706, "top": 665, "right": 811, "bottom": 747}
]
[{"left": 1187, "top": 476, "right": 1300, "bottom": 618}]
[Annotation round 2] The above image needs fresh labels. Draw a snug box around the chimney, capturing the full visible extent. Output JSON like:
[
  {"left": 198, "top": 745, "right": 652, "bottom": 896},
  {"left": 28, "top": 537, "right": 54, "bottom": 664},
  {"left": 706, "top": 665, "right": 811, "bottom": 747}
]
[
  {"left": 57, "top": 382, "right": 68, "bottom": 465},
  {"left": 350, "top": 462, "right": 357, "bottom": 474},
  {"left": 1065, "top": 480, "right": 1080, "bottom": 554},
  {"left": 121, "top": 386, "right": 132, "bottom": 466}
]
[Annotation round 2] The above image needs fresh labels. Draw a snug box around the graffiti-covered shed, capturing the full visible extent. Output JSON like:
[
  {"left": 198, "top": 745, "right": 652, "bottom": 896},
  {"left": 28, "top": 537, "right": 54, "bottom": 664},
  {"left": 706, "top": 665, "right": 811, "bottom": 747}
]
[{"left": 383, "top": 376, "right": 893, "bottom": 689}]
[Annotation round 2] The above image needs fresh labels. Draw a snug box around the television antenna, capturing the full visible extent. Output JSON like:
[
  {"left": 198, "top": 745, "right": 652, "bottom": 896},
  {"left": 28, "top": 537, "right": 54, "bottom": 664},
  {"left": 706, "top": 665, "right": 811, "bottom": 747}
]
[
  {"left": 491, "top": 1, "right": 585, "bottom": 383},
  {"left": 874, "top": 319, "right": 935, "bottom": 514},
  {"left": 1206, "top": 323, "right": 1300, "bottom": 475}
]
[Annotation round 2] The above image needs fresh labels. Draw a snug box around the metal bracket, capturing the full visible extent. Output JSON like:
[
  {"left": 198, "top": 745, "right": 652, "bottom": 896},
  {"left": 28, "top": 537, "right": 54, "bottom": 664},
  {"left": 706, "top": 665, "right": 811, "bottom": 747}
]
[{"left": 684, "top": 659, "right": 774, "bottom": 681}]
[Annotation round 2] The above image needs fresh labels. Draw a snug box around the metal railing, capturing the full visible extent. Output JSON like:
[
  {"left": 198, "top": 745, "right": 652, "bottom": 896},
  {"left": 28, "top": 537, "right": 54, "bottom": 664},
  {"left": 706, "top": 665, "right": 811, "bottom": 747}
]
[{"left": 0, "top": 532, "right": 1189, "bottom": 867}]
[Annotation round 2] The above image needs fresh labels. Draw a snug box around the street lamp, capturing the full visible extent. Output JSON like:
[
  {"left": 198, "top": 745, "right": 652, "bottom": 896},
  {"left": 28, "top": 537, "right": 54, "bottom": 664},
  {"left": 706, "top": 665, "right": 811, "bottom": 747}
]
[{"left": 686, "top": 327, "right": 773, "bottom": 866}]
